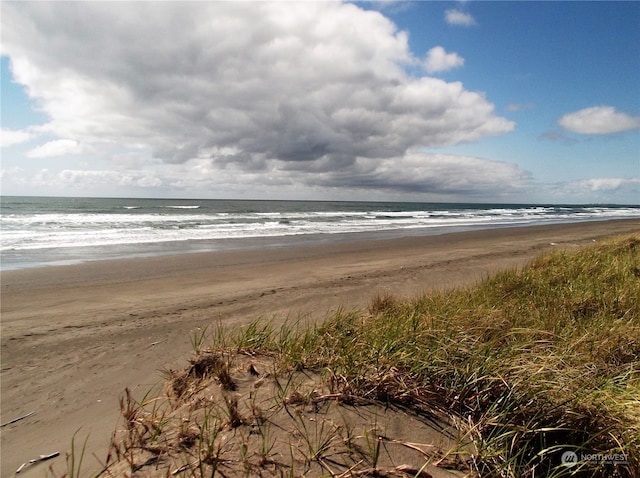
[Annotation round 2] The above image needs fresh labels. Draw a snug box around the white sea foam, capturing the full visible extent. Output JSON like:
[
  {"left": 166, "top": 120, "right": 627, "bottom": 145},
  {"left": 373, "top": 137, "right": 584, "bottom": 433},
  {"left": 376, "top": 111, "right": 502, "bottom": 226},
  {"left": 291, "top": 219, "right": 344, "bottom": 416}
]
[{"left": 1, "top": 198, "right": 638, "bottom": 269}]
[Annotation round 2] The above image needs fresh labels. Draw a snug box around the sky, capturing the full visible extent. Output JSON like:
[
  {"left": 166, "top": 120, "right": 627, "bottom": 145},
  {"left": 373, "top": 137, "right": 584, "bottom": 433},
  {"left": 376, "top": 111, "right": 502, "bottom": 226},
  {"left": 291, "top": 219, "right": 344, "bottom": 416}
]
[{"left": 1, "top": 1, "right": 639, "bottom": 204}]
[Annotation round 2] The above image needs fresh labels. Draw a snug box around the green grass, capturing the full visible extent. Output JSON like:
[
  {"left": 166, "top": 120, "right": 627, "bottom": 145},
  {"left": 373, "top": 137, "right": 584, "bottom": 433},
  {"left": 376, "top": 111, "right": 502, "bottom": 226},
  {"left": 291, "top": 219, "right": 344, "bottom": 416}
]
[{"left": 232, "top": 234, "right": 640, "bottom": 477}]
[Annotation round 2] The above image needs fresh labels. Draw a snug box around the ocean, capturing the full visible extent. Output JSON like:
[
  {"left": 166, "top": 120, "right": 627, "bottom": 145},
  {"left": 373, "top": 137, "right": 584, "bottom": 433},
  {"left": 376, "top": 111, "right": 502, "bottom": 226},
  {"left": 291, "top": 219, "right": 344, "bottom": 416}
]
[{"left": 1, "top": 196, "right": 638, "bottom": 270}]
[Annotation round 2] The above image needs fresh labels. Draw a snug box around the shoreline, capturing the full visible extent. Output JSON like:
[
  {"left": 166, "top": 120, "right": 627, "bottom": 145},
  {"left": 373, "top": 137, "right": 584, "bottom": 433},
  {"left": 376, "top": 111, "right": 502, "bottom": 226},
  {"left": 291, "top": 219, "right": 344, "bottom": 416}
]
[
  {"left": 2, "top": 217, "right": 638, "bottom": 272},
  {"left": 2, "top": 218, "right": 638, "bottom": 284},
  {"left": 1, "top": 219, "right": 638, "bottom": 477}
]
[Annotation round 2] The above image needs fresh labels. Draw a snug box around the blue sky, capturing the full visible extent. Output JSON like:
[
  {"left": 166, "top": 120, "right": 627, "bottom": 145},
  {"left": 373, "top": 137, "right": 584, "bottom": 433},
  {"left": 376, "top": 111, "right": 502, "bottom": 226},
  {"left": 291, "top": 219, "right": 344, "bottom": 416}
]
[{"left": 1, "top": 1, "right": 639, "bottom": 204}]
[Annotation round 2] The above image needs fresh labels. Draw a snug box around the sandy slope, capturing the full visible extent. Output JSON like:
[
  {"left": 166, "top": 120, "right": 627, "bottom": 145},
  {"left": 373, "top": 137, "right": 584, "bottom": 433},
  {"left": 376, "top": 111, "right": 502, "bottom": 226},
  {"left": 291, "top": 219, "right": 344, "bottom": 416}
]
[{"left": 1, "top": 220, "right": 638, "bottom": 477}]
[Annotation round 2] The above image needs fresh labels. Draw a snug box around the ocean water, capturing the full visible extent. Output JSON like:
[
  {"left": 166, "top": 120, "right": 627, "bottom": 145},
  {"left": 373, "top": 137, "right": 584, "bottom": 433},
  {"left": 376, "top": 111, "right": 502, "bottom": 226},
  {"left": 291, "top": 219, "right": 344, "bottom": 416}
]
[{"left": 1, "top": 196, "right": 638, "bottom": 270}]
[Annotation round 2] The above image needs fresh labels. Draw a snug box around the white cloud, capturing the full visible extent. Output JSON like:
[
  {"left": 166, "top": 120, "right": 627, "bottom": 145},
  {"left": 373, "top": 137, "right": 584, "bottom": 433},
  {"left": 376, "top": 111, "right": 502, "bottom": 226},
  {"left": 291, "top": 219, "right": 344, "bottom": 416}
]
[
  {"left": 423, "top": 46, "right": 465, "bottom": 74},
  {"left": 25, "top": 139, "right": 82, "bottom": 158},
  {"left": 576, "top": 177, "right": 640, "bottom": 192},
  {"left": 558, "top": 106, "right": 640, "bottom": 135},
  {"left": 59, "top": 169, "right": 121, "bottom": 185},
  {"left": 46, "top": 168, "right": 164, "bottom": 190},
  {"left": 1, "top": 128, "right": 32, "bottom": 147},
  {"left": 1, "top": 152, "right": 532, "bottom": 200},
  {"left": 2, "top": 1, "right": 513, "bottom": 191},
  {"left": 445, "top": 9, "right": 477, "bottom": 26},
  {"left": 539, "top": 177, "right": 640, "bottom": 204}
]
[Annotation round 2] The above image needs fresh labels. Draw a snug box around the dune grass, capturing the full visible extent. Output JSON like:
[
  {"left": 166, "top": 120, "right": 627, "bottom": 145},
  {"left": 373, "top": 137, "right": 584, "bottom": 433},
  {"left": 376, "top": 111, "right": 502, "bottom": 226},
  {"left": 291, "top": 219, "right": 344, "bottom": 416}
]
[
  {"left": 61, "top": 234, "right": 639, "bottom": 477},
  {"left": 231, "top": 234, "right": 639, "bottom": 477}
]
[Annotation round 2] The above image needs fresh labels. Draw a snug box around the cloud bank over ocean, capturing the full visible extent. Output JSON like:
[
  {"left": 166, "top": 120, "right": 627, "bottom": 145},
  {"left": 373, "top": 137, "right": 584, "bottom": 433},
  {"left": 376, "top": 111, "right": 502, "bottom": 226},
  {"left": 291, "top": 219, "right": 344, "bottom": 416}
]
[
  {"left": 2, "top": 2, "right": 521, "bottom": 198},
  {"left": 1, "top": 1, "right": 638, "bottom": 203}
]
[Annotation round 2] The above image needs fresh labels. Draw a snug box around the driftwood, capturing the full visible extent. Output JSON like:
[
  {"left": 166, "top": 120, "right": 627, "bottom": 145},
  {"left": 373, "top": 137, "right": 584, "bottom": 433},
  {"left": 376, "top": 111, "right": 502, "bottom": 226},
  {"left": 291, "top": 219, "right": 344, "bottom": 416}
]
[
  {"left": 0, "top": 411, "right": 35, "bottom": 428},
  {"left": 15, "top": 452, "right": 60, "bottom": 473}
]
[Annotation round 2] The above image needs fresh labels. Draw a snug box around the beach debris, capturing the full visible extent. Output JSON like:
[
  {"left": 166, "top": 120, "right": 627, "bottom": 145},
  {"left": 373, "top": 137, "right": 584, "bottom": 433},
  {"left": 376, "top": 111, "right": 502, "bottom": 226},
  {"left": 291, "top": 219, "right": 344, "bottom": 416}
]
[
  {"left": 0, "top": 411, "right": 35, "bottom": 428},
  {"left": 15, "top": 452, "right": 60, "bottom": 473},
  {"left": 248, "top": 363, "right": 260, "bottom": 376}
]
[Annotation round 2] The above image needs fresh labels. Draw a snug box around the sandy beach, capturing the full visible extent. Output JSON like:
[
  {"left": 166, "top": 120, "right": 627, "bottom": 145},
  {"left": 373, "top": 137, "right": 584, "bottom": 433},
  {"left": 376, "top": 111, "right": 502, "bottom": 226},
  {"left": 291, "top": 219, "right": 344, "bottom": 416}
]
[{"left": 1, "top": 219, "right": 638, "bottom": 477}]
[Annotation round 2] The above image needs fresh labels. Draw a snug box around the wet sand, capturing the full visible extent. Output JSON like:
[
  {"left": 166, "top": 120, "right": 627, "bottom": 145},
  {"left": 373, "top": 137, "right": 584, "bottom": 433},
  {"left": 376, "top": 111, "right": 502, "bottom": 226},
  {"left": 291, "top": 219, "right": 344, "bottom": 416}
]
[{"left": 1, "top": 219, "right": 638, "bottom": 477}]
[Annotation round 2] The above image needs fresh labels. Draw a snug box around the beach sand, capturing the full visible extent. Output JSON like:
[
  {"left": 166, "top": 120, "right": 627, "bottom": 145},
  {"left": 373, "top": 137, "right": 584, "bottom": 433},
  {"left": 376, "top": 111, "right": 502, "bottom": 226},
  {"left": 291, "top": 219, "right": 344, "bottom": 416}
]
[{"left": 1, "top": 219, "right": 638, "bottom": 477}]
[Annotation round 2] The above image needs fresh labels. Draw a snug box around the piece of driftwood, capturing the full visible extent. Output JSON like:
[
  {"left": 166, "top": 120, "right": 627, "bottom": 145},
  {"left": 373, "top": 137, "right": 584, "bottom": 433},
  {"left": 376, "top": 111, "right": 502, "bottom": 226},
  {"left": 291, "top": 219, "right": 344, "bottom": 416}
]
[
  {"left": 15, "top": 452, "right": 60, "bottom": 473},
  {"left": 0, "top": 411, "right": 35, "bottom": 428}
]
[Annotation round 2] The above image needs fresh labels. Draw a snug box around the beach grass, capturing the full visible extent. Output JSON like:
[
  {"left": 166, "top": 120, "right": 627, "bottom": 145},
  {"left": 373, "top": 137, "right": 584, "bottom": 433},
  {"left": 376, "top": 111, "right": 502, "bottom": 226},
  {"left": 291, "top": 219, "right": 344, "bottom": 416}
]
[{"left": 69, "top": 234, "right": 639, "bottom": 477}]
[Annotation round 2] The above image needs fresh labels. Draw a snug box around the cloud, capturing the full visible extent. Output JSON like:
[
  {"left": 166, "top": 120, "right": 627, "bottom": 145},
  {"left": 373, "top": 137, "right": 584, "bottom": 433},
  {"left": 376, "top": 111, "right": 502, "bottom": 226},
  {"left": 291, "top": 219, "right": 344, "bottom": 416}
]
[
  {"left": 1, "top": 128, "right": 32, "bottom": 147},
  {"left": 18, "top": 168, "right": 165, "bottom": 191},
  {"left": 2, "top": 2, "right": 514, "bottom": 195},
  {"left": 1, "top": 152, "right": 532, "bottom": 200},
  {"left": 306, "top": 152, "right": 531, "bottom": 197},
  {"left": 59, "top": 169, "right": 124, "bottom": 186},
  {"left": 25, "top": 139, "right": 82, "bottom": 158},
  {"left": 363, "top": 1, "right": 413, "bottom": 14},
  {"left": 541, "top": 177, "right": 640, "bottom": 204},
  {"left": 558, "top": 106, "right": 640, "bottom": 135},
  {"left": 445, "top": 9, "right": 477, "bottom": 26},
  {"left": 505, "top": 103, "right": 534, "bottom": 112},
  {"left": 575, "top": 177, "right": 640, "bottom": 192},
  {"left": 423, "top": 46, "right": 464, "bottom": 74},
  {"left": 538, "top": 130, "right": 579, "bottom": 145}
]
